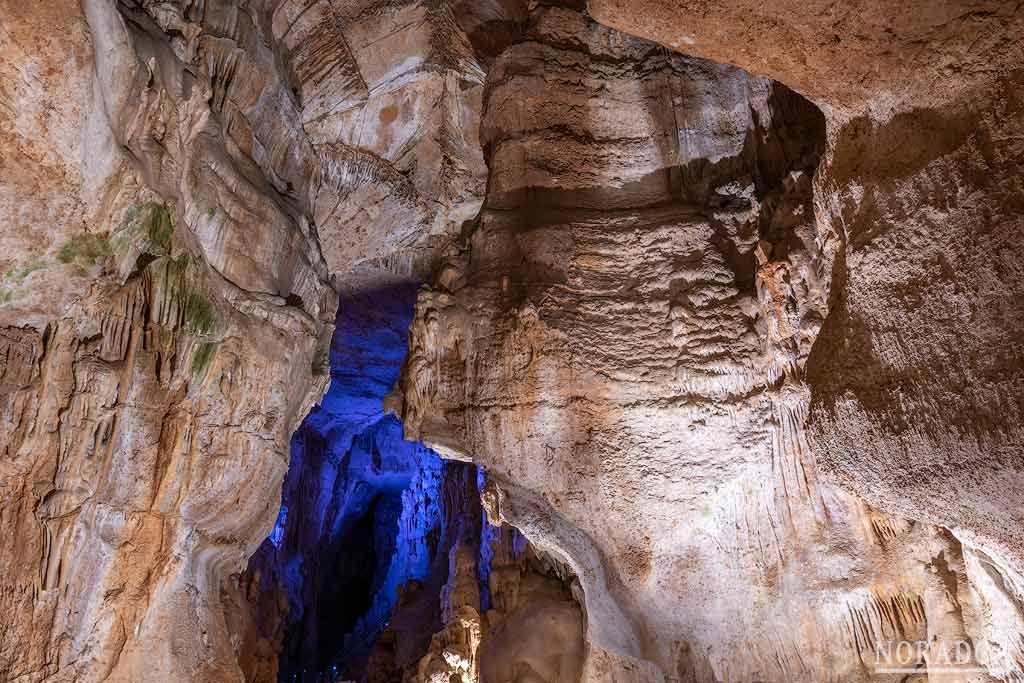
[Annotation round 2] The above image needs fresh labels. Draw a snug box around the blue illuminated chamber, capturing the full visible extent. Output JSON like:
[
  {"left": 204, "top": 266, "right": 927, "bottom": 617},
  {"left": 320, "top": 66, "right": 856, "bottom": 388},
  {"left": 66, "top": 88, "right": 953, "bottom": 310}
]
[{"left": 246, "top": 283, "right": 469, "bottom": 682}]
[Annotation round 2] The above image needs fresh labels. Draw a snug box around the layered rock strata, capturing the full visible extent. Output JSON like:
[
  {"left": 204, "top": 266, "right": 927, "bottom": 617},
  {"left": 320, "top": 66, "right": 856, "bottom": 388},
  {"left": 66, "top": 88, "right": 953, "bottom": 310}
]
[
  {"left": 0, "top": 0, "right": 491, "bottom": 680},
  {"left": 0, "top": 1, "right": 334, "bottom": 678},
  {"left": 1, "top": 0, "right": 1022, "bottom": 682},
  {"left": 590, "top": 0, "right": 1024, "bottom": 624},
  {"left": 397, "top": 4, "right": 1024, "bottom": 681}
]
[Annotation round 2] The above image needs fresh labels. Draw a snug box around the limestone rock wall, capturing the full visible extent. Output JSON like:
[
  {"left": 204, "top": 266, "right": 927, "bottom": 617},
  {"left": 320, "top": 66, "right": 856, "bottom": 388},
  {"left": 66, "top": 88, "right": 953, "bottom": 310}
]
[
  {"left": 0, "top": 1, "right": 335, "bottom": 680},
  {"left": 0, "top": 235, "right": 329, "bottom": 682},
  {"left": 587, "top": 0, "right": 1024, "bottom": 665},
  {"left": 588, "top": 0, "right": 1023, "bottom": 118},
  {"left": 1, "top": 0, "right": 1022, "bottom": 681},
  {"left": 412, "top": 483, "right": 584, "bottom": 683},
  {"left": 0, "top": 0, "right": 491, "bottom": 680},
  {"left": 397, "top": 4, "right": 1024, "bottom": 681}
]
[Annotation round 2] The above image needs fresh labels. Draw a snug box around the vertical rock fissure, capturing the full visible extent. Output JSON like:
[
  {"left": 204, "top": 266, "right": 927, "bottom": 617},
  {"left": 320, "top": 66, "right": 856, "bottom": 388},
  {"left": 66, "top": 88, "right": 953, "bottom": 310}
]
[
  {"left": 234, "top": 281, "right": 583, "bottom": 683},
  {"left": 236, "top": 283, "right": 465, "bottom": 681}
]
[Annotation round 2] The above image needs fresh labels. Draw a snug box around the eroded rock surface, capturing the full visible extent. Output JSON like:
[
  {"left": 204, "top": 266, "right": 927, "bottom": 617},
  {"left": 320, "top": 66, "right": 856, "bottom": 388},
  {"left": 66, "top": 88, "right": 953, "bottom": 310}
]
[
  {"left": 1, "top": 0, "right": 1022, "bottom": 682},
  {"left": 589, "top": 0, "right": 1024, "bottom": 639},
  {"left": 397, "top": 4, "right": 1024, "bottom": 681},
  {"left": 0, "top": 1, "right": 337, "bottom": 680},
  {"left": 0, "top": 0, "right": 489, "bottom": 679}
]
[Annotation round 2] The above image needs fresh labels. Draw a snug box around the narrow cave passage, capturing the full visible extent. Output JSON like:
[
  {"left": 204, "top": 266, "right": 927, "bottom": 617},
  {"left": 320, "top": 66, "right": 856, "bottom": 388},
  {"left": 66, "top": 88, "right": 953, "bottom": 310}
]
[{"left": 240, "top": 284, "right": 489, "bottom": 683}]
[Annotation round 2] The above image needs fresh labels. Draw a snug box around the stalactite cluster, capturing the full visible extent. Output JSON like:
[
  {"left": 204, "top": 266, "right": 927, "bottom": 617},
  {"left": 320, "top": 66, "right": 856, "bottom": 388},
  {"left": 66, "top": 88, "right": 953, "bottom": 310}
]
[{"left": 0, "top": 0, "right": 1021, "bottom": 682}]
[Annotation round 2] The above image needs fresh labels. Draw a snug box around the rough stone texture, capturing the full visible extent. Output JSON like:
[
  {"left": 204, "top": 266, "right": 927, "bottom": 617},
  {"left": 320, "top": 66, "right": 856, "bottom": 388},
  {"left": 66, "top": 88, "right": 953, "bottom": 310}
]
[
  {"left": 0, "top": 0, "right": 130, "bottom": 329},
  {"left": 0, "top": 2, "right": 337, "bottom": 681},
  {"left": 397, "top": 4, "right": 1024, "bottom": 682},
  {"left": 0, "top": 2, "right": 327, "bottom": 679},
  {"left": 588, "top": 0, "right": 1024, "bottom": 118},
  {"left": 269, "top": 0, "right": 490, "bottom": 275},
  {"left": 0, "top": 0, "right": 490, "bottom": 680},
  {"left": 413, "top": 492, "right": 584, "bottom": 683},
  {"left": 588, "top": 0, "right": 1024, "bottom": 630},
  {"left": 808, "top": 79, "right": 1024, "bottom": 609},
  {"left": 476, "top": 502, "right": 585, "bottom": 683},
  {"left": 1, "top": 0, "right": 1023, "bottom": 681},
  {"left": 0, "top": 254, "right": 329, "bottom": 683}
]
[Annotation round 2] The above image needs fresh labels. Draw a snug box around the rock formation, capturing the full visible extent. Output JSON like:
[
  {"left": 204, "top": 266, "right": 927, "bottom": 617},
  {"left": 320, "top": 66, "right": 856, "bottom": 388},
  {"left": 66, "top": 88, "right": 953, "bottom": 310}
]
[
  {"left": 590, "top": 0, "right": 1024, "bottom": 605},
  {"left": 396, "top": 3, "right": 1024, "bottom": 681},
  {"left": 0, "top": 0, "right": 484, "bottom": 677},
  {"left": 0, "top": 0, "right": 1021, "bottom": 682}
]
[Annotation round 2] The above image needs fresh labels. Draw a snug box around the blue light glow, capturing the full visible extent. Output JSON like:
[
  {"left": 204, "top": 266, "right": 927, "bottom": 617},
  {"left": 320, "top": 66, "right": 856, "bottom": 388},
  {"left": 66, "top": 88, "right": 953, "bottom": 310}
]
[{"left": 247, "top": 283, "right": 464, "bottom": 682}]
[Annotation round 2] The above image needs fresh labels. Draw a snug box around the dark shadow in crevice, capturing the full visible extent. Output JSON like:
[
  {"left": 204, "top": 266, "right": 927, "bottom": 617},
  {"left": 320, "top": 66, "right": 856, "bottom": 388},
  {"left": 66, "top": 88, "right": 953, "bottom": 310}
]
[{"left": 238, "top": 284, "right": 485, "bottom": 683}]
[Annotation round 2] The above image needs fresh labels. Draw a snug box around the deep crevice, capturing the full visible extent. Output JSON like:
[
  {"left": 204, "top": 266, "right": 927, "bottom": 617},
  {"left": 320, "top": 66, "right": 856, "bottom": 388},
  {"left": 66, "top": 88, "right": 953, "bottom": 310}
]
[{"left": 241, "top": 284, "right": 486, "bottom": 683}]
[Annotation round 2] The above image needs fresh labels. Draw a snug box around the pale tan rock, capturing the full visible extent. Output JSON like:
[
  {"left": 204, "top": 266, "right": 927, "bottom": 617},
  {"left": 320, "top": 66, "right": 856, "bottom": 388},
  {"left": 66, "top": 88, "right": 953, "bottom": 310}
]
[
  {"left": 2, "top": 0, "right": 1022, "bottom": 682},
  {"left": 0, "top": 0, "right": 499, "bottom": 676},
  {"left": 397, "top": 4, "right": 1024, "bottom": 682},
  {"left": 589, "top": 0, "right": 1024, "bottom": 615},
  {"left": 588, "top": 0, "right": 1023, "bottom": 118}
]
